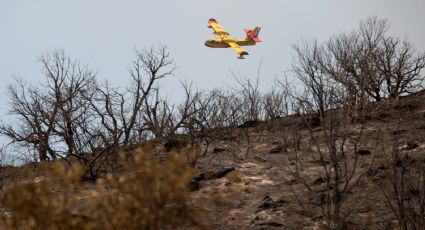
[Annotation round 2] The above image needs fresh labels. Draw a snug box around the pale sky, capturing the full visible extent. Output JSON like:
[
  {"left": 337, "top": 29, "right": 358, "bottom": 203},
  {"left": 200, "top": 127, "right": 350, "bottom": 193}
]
[{"left": 0, "top": 0, "right": 424, "bottom": 149}]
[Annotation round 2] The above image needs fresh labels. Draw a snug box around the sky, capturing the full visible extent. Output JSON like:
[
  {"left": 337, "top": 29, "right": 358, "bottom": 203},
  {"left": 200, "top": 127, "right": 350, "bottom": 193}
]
[{"left": 0, "top": 0, "right": 425, "bottom": 158}]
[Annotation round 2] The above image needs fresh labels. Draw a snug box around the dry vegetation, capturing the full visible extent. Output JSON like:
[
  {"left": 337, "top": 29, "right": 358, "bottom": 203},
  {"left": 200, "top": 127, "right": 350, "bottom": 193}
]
[
  {"left": 0, "top": 16, "right": 425, "bottom": 229},
  {"left": 1, "top": 148, "right": 209, "bottom": 230}
]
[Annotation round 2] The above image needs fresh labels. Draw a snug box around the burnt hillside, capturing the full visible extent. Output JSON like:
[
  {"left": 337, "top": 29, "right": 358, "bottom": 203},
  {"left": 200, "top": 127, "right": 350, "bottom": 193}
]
[{"left": 190, "top": 90, "right": 425, "bottom": 229}]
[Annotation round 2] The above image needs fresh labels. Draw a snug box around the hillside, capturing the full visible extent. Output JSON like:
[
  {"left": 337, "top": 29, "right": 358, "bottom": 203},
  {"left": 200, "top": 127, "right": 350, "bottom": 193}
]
[
  {"left": 1, "top": 90, "right": 425, "bottom": 229},
  {"left": 189, "top": 90, "right": 425, "bottom": 229}
]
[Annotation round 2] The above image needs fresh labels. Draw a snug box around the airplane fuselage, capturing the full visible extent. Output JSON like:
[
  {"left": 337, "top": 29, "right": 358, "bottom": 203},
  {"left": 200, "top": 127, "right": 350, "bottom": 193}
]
[{"left": 204, "top": 37, "right": 256, "bottom": 48}]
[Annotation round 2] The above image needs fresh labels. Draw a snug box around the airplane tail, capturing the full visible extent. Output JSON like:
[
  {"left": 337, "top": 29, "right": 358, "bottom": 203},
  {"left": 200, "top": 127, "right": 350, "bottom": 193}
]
[{"left": 244, "top": 27, "right": 262, "bottom": 43}]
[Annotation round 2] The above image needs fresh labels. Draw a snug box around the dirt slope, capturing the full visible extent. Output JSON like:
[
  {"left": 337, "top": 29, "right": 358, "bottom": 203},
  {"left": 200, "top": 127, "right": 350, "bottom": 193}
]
[{"left": 191, "top": 91, "right": 425, "bottom": 229}]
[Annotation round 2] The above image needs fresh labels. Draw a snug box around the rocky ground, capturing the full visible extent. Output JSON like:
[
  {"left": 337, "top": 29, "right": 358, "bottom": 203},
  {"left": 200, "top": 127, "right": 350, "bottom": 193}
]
[{"left": 187, "top": 91, "right": 425, "bottom": 229}]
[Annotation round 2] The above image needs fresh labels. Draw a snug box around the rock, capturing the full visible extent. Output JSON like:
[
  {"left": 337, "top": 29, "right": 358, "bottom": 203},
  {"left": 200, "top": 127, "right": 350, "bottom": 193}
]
[
  {"left": 314, "top": 175, "right": 327, "bottom": 185},
  {"left": 213, "top": 147, "right": 226, "bottom": 153},
  {"left": 215, "top": 167, "right": 235, "bottom": 179},
  {"left": 193, "top": 173, "right": 205, "bottom": 182},
  {"left": 238, "top": 120, "right": 259, "bottom": 128},
  {"left": 269, "top": 145, "right": 284, "bottom": 154},
  {"left": 257, "top": 195, "right": 285, "bottom": 210},
  {"left": 253, "top": 156, "right": 267, "bottom": 162},
  {"left": 193, "top": 167, "right": 236, "bottom": 182},
  {"left": 405, "top": 142, "right": 419, "bottom": 150},
  {"left": 202, "top": 171, "right": 218, "bottom": 180},
  {"left": 251, "top": 211, "right": 285, "bottom": 228},
  {"left": 357, "top": 149, "right": 371, "bottom": 155},
  {"left": 257, "top": 219, "right": 285, "bottom": 227},
  {"left": 252, "top": 210, "right": 270, "bottom": 221}
]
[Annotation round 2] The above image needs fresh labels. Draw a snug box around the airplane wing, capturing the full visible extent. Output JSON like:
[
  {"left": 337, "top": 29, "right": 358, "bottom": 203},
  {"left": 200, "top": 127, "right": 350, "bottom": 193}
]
[
  {"left": 208, "top": 18, "right": 230, "bottom": 36},
  {"left": 228, "top": 42, "right": 249, "bottom": 58}
]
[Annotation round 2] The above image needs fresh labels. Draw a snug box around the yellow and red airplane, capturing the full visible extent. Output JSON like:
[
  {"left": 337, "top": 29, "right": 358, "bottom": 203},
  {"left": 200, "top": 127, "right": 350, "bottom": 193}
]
[{"left": 205, "top": 18, "right": 262, "bottom": 59}]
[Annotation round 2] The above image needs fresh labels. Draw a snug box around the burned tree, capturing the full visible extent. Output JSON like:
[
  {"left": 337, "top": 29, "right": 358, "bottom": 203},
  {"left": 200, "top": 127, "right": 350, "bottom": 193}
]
[
  {"left": 0, "top": 50, "right": 96, "bottom": 161},
  {"left": 122, "top": 46, "right": 176, "bottom": 146},
  {"left": 292, "top": 16, "right": 425, "bottom": 108}
]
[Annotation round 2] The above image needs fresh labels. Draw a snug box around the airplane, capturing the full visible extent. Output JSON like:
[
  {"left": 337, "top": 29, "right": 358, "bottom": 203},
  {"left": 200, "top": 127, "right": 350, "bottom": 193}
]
[{"left": 205, "top": 18, "right": 262, "bottom": 59}]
